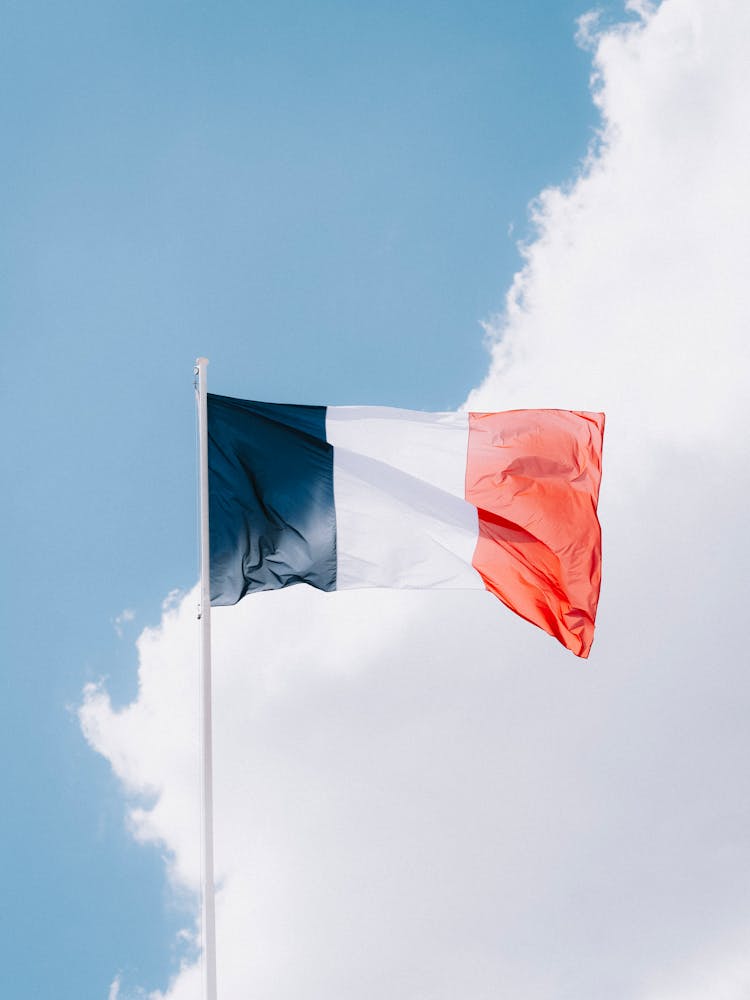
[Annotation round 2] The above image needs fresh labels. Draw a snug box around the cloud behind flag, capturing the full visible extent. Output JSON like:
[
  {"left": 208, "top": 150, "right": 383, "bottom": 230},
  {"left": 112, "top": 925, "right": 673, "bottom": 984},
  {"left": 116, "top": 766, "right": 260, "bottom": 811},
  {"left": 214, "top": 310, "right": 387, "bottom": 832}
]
[{"left": 208, "top": 394, "right": 604, "bottom": 656}]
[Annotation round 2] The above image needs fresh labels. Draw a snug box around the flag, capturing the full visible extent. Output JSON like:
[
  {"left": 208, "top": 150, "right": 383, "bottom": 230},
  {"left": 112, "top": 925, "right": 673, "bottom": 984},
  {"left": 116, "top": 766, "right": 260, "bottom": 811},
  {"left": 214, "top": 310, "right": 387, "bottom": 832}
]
[{"left": 207, "top": 394, "right": 605, "bottom": 657}]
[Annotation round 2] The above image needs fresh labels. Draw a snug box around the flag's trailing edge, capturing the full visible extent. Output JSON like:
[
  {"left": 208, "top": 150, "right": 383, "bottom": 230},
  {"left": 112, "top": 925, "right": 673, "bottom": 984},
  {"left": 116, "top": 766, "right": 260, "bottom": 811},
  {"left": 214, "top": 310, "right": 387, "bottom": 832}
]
[{"left": 207, "top": 394, "right": 605, "bottom": 658}]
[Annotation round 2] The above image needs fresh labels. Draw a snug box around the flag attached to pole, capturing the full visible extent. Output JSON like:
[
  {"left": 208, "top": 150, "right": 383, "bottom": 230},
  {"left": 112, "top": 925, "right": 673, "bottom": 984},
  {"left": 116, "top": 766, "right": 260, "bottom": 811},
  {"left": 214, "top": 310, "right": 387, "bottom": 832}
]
[{"left": 207, "top": 394, "right": 605, "bottom": 657}]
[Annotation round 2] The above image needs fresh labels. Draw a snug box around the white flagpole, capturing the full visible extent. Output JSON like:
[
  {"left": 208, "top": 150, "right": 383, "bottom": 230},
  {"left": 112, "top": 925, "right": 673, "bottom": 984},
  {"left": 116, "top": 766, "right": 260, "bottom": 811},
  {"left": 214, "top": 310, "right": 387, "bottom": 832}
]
[{"left": 195, "top": 357, "right": 218, "bottom": 1000}]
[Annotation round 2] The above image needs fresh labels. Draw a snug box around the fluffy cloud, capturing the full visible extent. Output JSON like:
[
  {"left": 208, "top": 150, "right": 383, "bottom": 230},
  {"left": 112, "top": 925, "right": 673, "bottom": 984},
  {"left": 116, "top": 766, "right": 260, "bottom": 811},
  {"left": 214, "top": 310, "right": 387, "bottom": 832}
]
[
  {"left": 81, "top": 2, "right": 750, "bottom": 997},
  {"left": 469, "top": 0, "right": 750, "bottom": 453}
]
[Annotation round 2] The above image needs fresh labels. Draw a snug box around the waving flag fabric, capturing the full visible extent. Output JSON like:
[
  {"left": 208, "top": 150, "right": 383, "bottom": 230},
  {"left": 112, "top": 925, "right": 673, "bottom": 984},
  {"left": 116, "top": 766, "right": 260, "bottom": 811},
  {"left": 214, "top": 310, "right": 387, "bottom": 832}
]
[{"left": 207, "top": 394, "right": 605, "bottom": 657}]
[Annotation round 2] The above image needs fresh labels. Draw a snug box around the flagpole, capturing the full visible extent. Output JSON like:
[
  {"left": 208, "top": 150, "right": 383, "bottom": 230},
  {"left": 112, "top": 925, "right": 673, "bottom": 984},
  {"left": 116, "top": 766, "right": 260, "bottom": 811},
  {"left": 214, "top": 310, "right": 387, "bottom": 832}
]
[{"left": 195, "top": 357, "right": 218, "bottom": 1000}]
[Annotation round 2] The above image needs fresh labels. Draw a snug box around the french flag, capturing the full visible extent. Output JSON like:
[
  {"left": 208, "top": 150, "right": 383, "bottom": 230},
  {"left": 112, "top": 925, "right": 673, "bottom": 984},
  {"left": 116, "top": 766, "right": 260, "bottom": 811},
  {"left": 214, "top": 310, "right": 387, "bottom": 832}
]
[{"left": 208, "top": 394, "right": 605, "bottom": 657}]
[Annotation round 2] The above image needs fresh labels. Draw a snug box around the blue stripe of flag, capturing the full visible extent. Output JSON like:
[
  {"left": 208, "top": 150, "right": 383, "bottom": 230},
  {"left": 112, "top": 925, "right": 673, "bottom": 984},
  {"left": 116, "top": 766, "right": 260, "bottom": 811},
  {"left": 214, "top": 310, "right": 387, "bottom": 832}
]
[{"left": 207, "top": 394, "right": 336, "bottom": 605}]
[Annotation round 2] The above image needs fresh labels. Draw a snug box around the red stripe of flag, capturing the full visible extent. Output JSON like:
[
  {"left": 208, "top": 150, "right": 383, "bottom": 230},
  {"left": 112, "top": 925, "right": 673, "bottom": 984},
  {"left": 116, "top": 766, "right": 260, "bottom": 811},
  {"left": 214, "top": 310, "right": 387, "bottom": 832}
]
[{"left": 466, "top": 410, "right": 605, "bottom": 658}]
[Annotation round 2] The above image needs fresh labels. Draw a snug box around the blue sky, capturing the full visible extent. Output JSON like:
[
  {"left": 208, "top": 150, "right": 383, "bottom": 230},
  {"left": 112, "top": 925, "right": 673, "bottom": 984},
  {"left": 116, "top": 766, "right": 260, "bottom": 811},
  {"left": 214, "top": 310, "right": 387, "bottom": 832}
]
[{"left": 9, "top": 2, "right": 750, "bottom": 999}]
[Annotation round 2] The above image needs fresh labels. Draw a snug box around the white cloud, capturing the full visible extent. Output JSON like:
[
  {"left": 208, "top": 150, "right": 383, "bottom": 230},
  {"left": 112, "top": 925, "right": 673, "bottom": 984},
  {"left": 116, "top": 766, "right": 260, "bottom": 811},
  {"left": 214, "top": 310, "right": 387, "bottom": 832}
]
[
  {"left": 82, "top": 1, "right": 750, "bottom": 997},
  {"left": 113, "top": 608, "right": 136, "bottom": 639},
  {"left": 108, "top": 974, "right": 121, "bottom": 1000},
  {"left": 471, "top": 0, "right": 750, "bottom": 452}
]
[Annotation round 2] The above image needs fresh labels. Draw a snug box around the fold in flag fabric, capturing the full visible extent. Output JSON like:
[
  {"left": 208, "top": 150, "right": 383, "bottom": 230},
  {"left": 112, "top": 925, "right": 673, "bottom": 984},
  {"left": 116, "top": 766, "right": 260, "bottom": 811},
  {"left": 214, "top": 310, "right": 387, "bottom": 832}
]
[{"left": 208, "top": 394, "right": 605, "bottom": 657}]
